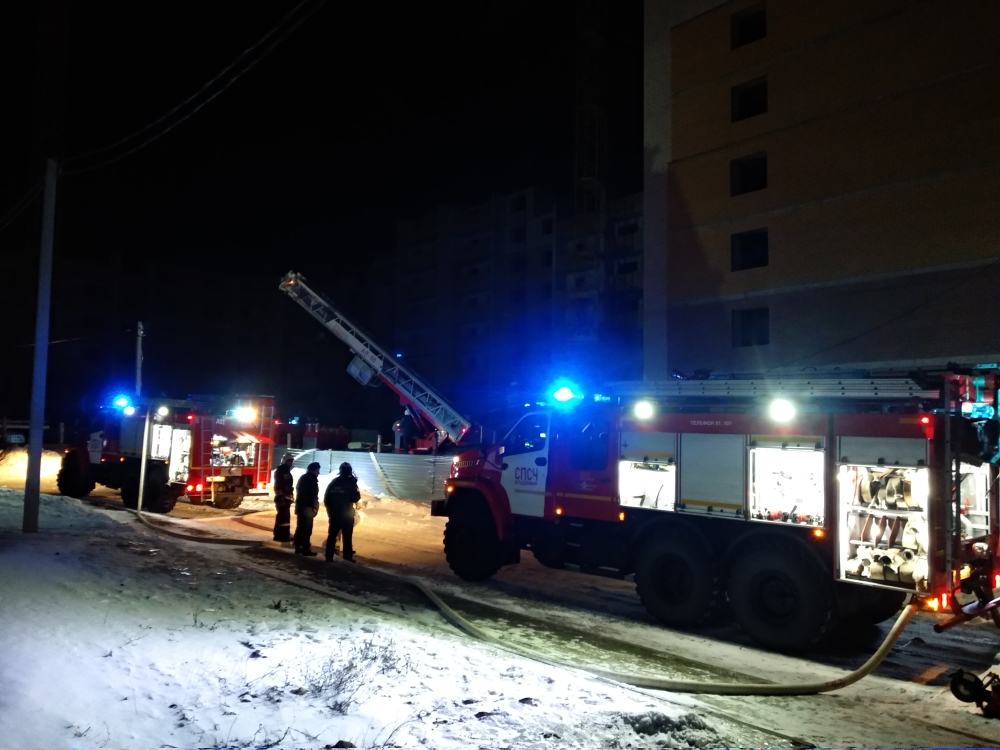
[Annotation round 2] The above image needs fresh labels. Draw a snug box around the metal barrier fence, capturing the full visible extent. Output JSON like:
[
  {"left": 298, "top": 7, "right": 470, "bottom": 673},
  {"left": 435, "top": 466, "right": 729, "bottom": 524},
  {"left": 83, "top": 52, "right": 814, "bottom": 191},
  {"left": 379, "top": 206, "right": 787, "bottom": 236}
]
[{"left": 292, "top": 450, "right": 452, "bottom": 503}]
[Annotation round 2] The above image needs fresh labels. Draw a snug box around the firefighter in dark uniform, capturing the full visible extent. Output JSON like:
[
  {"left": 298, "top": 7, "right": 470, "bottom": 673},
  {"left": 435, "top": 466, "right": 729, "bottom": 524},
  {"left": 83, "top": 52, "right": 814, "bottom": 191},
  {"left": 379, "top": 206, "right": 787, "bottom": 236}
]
[
  {"left": 272, "top": 454, "right": 295, "bottom": 542},
  {"left": 293, "top": 461, "right": 321, "bottom": 555},
  {"left": 324, "top": 461, "right": 360, "bottom": 562}
]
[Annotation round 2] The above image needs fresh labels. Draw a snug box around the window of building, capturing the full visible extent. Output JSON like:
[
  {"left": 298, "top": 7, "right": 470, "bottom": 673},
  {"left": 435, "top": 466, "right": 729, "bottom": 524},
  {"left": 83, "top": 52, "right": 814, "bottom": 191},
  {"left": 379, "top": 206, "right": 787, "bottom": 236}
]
[
  {"left": 731, "top": 4, "right": 766, "bottom": 49},
  {"left": 541, "top": 217, "right": 553, "bottom": 235},
  {"left": 509, "top": 287, "right": 525, "bottom": 303},
  {"left": 542, "top": 283, "right": 552, "bottom": 300},
  {"left": 617, "top": 259, "right": 639, "bottom": 275},
  {"left": 730, "top": 152, "right": 767, "bottom": 195},
  {"left": 511, "top": 194, "right": 526, "bottom": 212},
  {"left": 731, "top": 228, "right": 769, "bottom": 270},
  {"left": 731, "top": 77, "right": 767, "bottom": 122},
  {"left": 510, "top": 226, "right": 526, "bottom": 243},
  {"left": 732, "top": 307, "right": 770, "bottom": 347},
  {"left": 543, "top": 250, "right": 553, "bottom": 268},
  {"left": 616, "top": 221, "right": 638, "bottom": 236},
  {"left": 510, "top": 256, "right": 526, "bottom": 273}
]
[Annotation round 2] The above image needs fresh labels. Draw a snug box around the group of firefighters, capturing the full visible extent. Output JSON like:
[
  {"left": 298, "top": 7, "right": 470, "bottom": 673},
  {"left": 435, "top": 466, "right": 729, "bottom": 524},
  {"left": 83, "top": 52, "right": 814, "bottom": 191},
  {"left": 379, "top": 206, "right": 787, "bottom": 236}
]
[{"left": 270, "top": 454, "right": 360, "bottom": 562}]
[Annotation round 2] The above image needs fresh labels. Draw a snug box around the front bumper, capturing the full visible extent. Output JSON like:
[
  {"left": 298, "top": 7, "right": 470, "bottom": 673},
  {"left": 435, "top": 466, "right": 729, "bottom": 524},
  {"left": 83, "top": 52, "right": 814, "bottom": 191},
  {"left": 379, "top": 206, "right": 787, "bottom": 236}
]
[{"left": 430, "top": 499, "right": 448, "bottom": 517}]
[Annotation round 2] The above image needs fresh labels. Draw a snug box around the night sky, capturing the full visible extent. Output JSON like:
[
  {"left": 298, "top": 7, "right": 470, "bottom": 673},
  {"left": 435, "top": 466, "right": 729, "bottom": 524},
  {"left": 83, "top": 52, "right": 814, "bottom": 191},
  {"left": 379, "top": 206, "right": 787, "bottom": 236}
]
[{"left": 1, "top": 1, "right": 642, "bottom": 429}]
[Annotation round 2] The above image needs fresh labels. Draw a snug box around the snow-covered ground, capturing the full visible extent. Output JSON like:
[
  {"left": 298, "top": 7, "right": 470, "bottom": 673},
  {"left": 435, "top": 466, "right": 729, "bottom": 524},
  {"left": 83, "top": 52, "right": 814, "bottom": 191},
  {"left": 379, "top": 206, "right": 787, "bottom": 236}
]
[{"left": 0, "top": 487, "right": 763, "bottom": 749}]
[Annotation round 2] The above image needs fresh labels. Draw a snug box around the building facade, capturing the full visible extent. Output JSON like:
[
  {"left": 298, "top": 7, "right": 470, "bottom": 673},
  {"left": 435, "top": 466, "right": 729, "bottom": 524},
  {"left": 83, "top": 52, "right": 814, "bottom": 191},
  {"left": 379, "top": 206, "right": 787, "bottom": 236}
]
[
  {"left": 370, "top": 187, "right": 644, "bottom": 419},
  {"left": 645, "top": 0, "right": 1000, "bottom": 378}
]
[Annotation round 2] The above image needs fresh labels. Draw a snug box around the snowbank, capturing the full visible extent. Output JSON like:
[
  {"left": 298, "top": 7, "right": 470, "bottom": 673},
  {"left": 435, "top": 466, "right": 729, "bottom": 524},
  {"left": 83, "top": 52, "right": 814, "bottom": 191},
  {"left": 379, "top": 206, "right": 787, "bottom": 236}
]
[
  {"left": 0, "top": 486, "right": 120, "bottom": 532},
  {"left": 0, "top": 487, "right": 740, "bottom": 749}
]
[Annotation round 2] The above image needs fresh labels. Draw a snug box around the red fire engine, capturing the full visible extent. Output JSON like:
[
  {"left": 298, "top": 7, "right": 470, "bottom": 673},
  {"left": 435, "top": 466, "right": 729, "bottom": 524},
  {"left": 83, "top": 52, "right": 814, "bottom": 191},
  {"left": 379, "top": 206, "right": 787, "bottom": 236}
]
[
  {"left": 58, "top": 395, "right": 276, "bottom": 512},
  {"left": 432, "top": 371, "right": 1000, "bottom": 652}
]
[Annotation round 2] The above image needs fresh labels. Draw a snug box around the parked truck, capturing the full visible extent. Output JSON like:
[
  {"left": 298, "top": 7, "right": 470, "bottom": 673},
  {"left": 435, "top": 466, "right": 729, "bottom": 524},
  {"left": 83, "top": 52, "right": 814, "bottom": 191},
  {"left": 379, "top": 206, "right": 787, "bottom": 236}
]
[
  {"left": 432, "top": 371, "right": 1000, "bottom": 651},
  {"left": 58, "top": 395, "right": 276, "bottom": 512}
]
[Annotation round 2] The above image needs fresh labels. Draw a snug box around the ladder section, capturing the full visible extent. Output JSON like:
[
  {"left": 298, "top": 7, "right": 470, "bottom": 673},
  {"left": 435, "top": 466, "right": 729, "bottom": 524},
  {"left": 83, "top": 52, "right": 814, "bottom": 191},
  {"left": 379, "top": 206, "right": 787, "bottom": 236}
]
[
  {"left": 608, "top": 378, "right": 941, "bottom": 401},
  {"left": 278, "top": 271, "right": 471, "bottom": 442}
]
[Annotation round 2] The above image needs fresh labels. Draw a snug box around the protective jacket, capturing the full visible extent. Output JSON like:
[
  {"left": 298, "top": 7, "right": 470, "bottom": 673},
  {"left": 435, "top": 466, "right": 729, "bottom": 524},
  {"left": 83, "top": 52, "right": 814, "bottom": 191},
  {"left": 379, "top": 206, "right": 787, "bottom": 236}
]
[
  {"left": 294, "top": 472, "right": 320, "bottom": 517},
  {"left": 273, "top": 463, "right": 294, "bottom": 496},
  {"left": 324, "top": 475, "right": 360, "bottom": 522}
]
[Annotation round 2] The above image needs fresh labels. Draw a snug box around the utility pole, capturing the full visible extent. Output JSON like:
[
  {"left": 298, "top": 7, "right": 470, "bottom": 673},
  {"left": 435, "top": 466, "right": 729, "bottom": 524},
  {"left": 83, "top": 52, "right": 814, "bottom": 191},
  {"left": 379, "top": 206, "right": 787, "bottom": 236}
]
[
  {"left": 23, "top": 158, "right": 58, "bottom": 534},
  {"left": 136, "top": 321, "right": 144, "bottom": 397}
]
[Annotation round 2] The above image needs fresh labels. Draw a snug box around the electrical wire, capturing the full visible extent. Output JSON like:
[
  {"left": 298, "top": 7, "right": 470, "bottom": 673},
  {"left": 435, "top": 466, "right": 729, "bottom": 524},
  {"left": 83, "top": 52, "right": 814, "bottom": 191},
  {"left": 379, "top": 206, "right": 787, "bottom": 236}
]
[
  {"left": 0, "top": 182, "right": 44, "bottom": 234},
  {"left": 62, "top": 0, "right": 328, "bottom": 175}
]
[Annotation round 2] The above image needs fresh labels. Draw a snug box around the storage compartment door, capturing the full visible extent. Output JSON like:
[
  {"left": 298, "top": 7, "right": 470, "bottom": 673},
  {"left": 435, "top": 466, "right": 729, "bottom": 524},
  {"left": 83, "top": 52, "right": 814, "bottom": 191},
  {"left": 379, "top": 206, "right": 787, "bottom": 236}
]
[
  {"left": 620, "top": 431, "right": 676, "bottom": 462},
  {"left": 839, "top": 437, "right": 928, "bottom": 467},
  {"left": 679, "top": 433, "right": 745, "bottom": 517}
]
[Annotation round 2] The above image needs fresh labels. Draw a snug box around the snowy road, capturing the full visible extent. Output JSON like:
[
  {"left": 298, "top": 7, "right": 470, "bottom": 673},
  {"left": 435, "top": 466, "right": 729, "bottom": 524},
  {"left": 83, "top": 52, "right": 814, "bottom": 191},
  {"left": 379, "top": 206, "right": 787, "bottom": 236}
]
[
  {"left": 5, "top": 476, "right": 1000, "bottom": 747},
  {"left": 71, "top": 489, "right": 1000, "bottom": 746}
]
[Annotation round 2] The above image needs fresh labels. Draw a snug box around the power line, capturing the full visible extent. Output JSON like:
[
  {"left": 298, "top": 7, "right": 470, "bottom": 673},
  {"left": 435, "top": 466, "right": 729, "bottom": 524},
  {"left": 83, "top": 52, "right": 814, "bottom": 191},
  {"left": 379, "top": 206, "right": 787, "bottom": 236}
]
[
  {"left": 0, "top": 182, "right": 44, "bottom": 234},
  {"left": 62, "top": 0, "right": 328, "bottom": 175}
]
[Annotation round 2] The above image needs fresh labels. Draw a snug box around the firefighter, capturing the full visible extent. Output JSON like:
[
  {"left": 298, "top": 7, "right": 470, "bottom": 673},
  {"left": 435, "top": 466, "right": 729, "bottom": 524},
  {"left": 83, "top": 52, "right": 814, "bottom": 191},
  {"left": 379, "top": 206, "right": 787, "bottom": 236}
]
[
  {"left": 293, "top": 461, "right": 321, "bottom": 556},
  {"left": 399, "top": 408, "right": 416, "bottom": 452},
  {"left": 272, "top": 454, "right": 295, "bottom": 542},
  {"left": 324, "top": 461, "right": 360, "bottom": 562}
]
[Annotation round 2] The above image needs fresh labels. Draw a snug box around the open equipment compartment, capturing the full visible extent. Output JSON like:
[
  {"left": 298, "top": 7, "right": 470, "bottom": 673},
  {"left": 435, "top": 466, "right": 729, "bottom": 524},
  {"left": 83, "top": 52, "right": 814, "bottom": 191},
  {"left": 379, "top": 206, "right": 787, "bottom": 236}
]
[
  {"left": 838, "top": 462, "right": 930, "bottom": 590},
  {"left": 748, "top": 435, "right": 824, "bottom": 526},
  {"left": 958, "top": 461, "right": 991, "bottom": 540}
]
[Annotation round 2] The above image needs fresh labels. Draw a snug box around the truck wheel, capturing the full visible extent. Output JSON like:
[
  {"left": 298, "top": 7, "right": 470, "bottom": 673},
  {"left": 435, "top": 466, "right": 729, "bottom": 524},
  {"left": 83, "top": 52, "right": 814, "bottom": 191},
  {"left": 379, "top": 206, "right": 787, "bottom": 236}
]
[
  {"left": 728, "top": 541, "right": 833, "bottom": 652},
  {"left": 530, "top": 533, "right": 565, "bottom": 569},
  {"left": 836, "top": 584, "right": 907, "bottom": 626},
  {"left": 212, "top": 494, "right": 245, "bottom": 510},
  {"left": 444, "top": 498, "right": 502, "bottom": 581},
  {"left": 56, "top": 452, "right": 95, "bottom": 498},
  {"left": 121, "top": 465, "right": 169, "bottom": 512},
  {"left": 634, "top": 532, "right": 717, "bottom": 628}
]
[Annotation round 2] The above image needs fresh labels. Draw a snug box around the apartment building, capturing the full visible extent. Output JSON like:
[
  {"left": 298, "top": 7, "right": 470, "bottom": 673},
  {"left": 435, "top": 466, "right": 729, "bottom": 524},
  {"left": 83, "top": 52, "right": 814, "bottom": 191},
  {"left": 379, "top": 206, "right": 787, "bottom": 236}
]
[{"left": 645, "top": 0, "right": 1000, "bottom": 378}]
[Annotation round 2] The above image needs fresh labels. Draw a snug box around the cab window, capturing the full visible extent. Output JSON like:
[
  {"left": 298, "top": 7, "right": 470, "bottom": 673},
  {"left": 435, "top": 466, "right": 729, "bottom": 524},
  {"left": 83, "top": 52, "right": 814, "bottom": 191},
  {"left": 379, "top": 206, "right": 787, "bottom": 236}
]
[
  {"left": 503, "top": 415, "right": 548, "bottom": 456},
  {"left": 568, "top": 418, "right": 609, "bottom": 471}
]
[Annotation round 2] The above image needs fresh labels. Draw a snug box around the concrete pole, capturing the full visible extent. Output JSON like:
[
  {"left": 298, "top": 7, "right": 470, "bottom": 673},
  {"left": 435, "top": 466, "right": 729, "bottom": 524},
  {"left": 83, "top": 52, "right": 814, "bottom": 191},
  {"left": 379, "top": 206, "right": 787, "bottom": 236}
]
[
  {"left": 136, "top": 405, "right": 151, "bottom": 513},
  {"left": 136, "top": 321, "right": 143, "bottom": 397},
  {"left": 23, "top": 158, "right": 58, "bottom": 534}
]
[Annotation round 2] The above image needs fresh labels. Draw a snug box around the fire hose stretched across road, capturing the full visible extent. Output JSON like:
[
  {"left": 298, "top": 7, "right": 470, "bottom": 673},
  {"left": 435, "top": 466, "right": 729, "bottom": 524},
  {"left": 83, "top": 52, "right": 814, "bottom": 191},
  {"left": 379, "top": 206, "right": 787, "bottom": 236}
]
[{"left": 130, "top": 508, "right": 918, "bottom": 697}]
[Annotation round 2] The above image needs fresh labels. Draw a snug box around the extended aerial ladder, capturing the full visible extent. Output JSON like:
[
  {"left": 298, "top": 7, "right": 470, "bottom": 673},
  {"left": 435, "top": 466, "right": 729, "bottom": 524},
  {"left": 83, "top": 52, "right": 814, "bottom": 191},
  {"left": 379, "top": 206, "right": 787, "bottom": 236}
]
[{"left": 278, "top": 271, "right": 472, "bottom": 446}]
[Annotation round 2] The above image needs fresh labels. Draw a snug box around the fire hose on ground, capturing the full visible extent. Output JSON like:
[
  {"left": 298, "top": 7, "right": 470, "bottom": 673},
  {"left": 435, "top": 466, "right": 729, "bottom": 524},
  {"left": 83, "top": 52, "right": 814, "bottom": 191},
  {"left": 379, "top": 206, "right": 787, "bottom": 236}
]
[{"left": 128, "top": 506, "right": 920, "bottom": 697}]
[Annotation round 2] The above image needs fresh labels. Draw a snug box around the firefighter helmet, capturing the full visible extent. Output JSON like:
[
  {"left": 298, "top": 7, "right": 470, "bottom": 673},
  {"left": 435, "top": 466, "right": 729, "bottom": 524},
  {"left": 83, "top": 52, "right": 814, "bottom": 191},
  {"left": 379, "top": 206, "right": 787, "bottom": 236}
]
[
  {"left": 339, "top": 462, "right": 353, "bottom": 476},
  {"left": 281, "top": 453, "right": 294, "bottom": 464}
]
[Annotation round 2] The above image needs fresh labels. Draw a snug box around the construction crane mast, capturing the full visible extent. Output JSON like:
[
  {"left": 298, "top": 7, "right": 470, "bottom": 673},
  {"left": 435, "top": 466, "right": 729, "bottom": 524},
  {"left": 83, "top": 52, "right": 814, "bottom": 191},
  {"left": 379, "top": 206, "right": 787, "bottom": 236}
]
[{"left": 278, "top": 271, "right": 472, "bottom": 445}]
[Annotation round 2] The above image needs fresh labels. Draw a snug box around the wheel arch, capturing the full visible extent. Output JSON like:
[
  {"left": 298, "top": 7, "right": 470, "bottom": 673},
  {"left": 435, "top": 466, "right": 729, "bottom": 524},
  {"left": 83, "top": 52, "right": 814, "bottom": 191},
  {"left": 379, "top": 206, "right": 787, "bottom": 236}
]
[
  {"left": 721, "top": 527, "right": 832, "bottom": 582},
  {"left": 448, "top": 483, "right": 513, "bottom": 541},
  {"left": 623, "top": 516, "right": 711, "bottom": 574}
]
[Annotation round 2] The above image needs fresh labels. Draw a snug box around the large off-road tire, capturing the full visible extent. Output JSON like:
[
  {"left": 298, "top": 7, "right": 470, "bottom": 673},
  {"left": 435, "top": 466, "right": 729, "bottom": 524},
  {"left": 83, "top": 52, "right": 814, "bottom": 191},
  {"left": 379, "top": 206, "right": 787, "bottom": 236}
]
[
  {"left": 727, "top": 540, "right": 833, "bottom": 652},
  {"left": 443, "top": 495, "right": 502, "bottom": 582},
  {"left": 836, "top": 583, "right": 908, "bottom": 626},
  {"left": 56, "top": 452, "right": 95, "bottom": 498},
  {"left": 634, "top": 530, "right": 718, "bottom": 628},
  {"left": 211, "top": 493, "right": 245, "bottom": 510},
  {"left": 121, "top": 465, "right": 170, "bottom": 512},
  {"left": 530, "top": 531, "right": 565, "bottom": 569}
]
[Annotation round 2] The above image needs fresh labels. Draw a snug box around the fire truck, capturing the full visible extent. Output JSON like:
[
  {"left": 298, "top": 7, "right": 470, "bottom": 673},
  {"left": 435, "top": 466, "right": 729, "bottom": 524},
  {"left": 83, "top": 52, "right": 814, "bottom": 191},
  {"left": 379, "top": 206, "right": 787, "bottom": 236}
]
[
  {"left": 278, "top": 271, "right": 472, "bottom": 452},
  {"left": 431, "top": 371, "right": 1000, "bottom": 652},
  {"left": 57, "top": 395, "right": 276, "bottom": 512}
]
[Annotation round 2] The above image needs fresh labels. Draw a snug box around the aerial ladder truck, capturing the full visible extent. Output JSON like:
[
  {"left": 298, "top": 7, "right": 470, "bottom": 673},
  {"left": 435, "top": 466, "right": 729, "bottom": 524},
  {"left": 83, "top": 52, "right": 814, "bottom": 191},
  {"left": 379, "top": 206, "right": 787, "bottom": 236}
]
[{"left": 278, "top": 271, "right": 472, "bottom": 453}]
